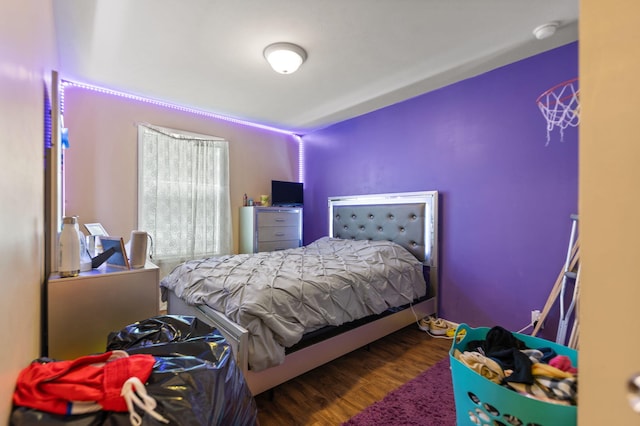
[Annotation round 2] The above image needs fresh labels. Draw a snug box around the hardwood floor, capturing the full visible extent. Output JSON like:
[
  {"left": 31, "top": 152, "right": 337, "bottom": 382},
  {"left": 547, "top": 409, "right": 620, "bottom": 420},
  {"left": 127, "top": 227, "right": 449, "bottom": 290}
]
[{"left": 254, "top": 325, "right": 452, "bottom": 426}]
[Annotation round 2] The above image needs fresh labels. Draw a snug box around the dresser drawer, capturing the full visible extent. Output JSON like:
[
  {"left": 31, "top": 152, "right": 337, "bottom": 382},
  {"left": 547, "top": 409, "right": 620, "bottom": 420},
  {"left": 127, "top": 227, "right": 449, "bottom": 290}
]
[
  {"left": 239, "top": 206, "right": 303, "bottom": 254},
  {"left": 257, "top": 211, "right": 300, "bottom": 227},
  {"left": 258, "top": 240, "right": 300, "bottom": 252},
  {"left": 257, "top": 225, "right": 300, "bottom": 242}
]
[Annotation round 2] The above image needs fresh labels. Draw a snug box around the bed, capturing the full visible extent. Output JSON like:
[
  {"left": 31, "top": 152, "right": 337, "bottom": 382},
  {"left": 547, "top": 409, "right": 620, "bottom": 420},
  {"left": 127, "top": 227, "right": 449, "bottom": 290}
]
[{"left": 161, "top": 191, "right": 439, "bottom": 395}]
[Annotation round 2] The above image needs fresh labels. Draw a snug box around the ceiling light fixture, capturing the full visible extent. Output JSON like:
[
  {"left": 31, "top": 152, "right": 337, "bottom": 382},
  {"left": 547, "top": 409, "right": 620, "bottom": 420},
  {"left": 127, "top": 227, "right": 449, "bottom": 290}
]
[
  {"left": 533, "top": 22, "right": 559, "bottom": 40},
  {"left": 263, "top": 42, "right": 307, "bottom": 74}
]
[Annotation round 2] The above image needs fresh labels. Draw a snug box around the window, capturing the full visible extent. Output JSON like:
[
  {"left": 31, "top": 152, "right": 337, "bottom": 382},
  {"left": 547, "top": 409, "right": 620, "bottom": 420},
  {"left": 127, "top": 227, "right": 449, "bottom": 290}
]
[{"left": 137, "top": 124, "right": 232, "bottom": 278}]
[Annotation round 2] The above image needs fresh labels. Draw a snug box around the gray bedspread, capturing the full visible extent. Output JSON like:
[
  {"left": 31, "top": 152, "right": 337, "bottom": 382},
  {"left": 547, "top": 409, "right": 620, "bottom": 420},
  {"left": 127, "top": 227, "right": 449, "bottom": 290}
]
[{"left": 160, "top": 237, "right": 426, "bottom": 371}]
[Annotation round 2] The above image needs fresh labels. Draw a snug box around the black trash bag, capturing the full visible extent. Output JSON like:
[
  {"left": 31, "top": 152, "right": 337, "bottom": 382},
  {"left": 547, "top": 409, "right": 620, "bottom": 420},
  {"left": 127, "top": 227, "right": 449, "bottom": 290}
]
[
  {"left": 106, "top": 315, "right": 217, "bottom": 350},
  {"left": 142, "top": 355, "right": 258, "bottom": 425},
  {"left": 11, "top": 407, "right": 113, "bottom": 426},
  {"left": 11, "top": 316, "right": 259, "bottom": 426},
  {"left": 108, "top": 315, "right": 258, "bottom": 425},
  {"left": 11, "top": 355, "right": 258, "bottom": 425},
  {"left": 107, "top": 315, "right": 231, "bottom": 364}
]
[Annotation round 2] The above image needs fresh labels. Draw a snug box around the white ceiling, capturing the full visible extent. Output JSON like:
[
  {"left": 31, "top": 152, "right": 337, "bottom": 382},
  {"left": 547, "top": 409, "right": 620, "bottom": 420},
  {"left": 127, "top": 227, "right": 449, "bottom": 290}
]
[{"left": 52, "top": 0, "right": 578, "bottom": 134}]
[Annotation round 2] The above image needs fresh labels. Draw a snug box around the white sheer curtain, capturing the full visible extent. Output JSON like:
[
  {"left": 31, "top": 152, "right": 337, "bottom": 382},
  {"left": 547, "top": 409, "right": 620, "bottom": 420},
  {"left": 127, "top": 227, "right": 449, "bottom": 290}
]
[{"left": 137, "top": 124, "right": 232, "bottom": 280}]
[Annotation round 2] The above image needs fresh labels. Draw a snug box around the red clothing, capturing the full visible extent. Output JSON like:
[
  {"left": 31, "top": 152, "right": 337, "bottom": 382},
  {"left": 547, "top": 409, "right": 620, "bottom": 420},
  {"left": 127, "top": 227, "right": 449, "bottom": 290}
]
[
  {"left": 13, "top": 350, "right": 155, "bottom": 416},
  {"left": 549, "top": 354, "right": 578, "bottom": 374}
]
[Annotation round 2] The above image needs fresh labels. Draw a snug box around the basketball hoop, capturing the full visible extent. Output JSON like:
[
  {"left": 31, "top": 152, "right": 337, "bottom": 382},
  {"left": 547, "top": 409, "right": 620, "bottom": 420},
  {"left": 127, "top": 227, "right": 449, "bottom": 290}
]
[{"left": 536, "top": 78, "right": 580, "bottom": 145}]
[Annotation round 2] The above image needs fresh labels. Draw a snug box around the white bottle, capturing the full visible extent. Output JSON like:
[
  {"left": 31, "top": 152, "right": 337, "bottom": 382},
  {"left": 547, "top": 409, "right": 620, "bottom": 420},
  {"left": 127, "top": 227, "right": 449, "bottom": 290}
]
[{"left": 59, "top": 216, "right": 80, "bottom": 277}]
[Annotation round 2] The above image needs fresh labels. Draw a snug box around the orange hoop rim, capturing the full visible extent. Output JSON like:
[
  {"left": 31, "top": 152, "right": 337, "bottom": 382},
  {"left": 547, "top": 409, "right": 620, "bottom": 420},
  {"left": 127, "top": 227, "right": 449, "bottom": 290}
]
[{"left": 536, "top": 77, "right": 580, "bottom": 106}]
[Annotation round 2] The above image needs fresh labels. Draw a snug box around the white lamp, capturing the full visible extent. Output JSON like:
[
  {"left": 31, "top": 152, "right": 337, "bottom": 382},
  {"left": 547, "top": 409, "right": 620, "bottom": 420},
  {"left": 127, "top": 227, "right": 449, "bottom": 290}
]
[{"left": 263, "top": 42, "right": 307, "bottom": 74}]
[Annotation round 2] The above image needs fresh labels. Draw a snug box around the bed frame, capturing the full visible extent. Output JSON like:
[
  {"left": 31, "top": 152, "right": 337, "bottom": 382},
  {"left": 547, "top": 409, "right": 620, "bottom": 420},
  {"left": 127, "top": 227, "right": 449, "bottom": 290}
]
[{"left": 166, "top": 190, "right": 439, "bottom": 395}]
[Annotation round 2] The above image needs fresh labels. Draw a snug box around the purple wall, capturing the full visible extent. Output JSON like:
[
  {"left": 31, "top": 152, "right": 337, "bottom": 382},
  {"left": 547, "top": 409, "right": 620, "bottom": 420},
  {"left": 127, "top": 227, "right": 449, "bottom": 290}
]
[{"left": 301, "top": 43, "right": 578, "bottom": 338}]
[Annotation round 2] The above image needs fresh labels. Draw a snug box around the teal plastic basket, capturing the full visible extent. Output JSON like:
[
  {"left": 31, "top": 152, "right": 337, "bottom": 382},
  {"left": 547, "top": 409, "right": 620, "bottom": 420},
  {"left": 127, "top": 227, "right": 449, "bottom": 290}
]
[{"left": 449, "top": 323, "right": 577, "bottom": 426}]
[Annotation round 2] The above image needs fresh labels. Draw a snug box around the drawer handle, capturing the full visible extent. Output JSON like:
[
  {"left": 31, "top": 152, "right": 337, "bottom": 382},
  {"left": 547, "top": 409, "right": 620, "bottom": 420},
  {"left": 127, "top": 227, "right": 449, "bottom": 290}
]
[
  {"left": 275, "top": 218, "right": 286, "bottom": 222},
  {"left": 275, "top": 232, "right": 285, "bottom": 237}
]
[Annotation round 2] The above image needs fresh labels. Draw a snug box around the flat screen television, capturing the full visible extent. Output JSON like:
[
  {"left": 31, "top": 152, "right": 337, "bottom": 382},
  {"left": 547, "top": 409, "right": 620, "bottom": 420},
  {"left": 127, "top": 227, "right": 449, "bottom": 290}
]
[{"left": 271, "top": 180, "right": 303, "bottom": 207}]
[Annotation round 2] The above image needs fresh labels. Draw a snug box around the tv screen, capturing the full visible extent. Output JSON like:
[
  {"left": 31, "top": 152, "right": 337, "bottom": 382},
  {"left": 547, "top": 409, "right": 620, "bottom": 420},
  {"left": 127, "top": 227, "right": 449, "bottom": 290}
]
[{"left": 271, "top": 180, "right": 303, "bottom": 207}]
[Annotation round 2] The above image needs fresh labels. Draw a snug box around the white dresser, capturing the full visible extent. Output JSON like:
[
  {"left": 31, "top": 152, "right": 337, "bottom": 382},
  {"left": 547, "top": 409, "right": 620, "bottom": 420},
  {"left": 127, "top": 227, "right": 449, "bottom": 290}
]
[{"left": 239, "top": 206, "right": 303, "bottom": 253}]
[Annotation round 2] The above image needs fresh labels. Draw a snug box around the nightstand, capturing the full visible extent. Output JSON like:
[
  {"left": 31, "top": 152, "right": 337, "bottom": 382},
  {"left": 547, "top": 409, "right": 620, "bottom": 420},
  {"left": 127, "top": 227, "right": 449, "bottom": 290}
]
[{"left": 46, "top": 262, "right": 159, "bottom": 360}]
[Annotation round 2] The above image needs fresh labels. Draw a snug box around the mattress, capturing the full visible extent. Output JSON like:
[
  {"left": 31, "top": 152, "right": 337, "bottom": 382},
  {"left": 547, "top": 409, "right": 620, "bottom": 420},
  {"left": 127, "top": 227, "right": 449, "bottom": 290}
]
[{"left": 160, "top": 237, "right": 426, "bottom": 371}]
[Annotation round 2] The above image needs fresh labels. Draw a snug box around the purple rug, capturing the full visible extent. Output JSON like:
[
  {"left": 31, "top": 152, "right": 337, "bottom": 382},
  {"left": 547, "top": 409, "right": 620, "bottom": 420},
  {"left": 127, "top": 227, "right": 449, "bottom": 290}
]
[{"left": 342, "top": 357, "right": 456, "bottom": 426}]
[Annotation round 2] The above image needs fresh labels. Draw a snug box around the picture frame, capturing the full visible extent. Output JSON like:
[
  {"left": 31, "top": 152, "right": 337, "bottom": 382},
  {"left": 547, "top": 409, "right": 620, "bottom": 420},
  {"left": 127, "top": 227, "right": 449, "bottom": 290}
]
[
  {"left": 99, "top": 236, "right": 130, "bottom": 269},
  {"left": 84, "top": 223, "right": 109, "bottom": 236}
]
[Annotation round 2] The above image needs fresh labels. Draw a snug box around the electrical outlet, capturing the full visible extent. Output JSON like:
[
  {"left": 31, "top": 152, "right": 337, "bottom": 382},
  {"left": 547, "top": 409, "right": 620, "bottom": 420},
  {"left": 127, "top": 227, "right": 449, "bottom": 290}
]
[{"left": 531, "top": 309, "right": 541, "bottom": 326}]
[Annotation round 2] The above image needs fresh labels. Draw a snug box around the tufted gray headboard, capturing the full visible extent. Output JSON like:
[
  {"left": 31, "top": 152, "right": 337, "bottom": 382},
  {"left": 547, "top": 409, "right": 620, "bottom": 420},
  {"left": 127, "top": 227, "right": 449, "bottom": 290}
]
[{"left": 328, "top": 191, "right": 439, "bottom": 268}]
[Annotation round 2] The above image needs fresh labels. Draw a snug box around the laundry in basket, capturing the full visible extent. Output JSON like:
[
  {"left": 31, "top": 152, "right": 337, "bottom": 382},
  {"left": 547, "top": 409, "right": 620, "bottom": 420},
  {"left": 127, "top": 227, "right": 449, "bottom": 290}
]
[{"left": 449, "top": 323, "right": 577, "bottom": 426}]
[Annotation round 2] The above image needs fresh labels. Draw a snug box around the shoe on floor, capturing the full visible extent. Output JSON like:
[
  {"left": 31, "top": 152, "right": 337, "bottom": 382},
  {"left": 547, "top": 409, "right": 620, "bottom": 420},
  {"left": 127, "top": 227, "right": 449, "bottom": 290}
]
[
  {"left": 418, "top": 318, "right": 431, "bottom": 332},
  {"left": 428, "top": 318, "right": 449, "bottom": 336}
]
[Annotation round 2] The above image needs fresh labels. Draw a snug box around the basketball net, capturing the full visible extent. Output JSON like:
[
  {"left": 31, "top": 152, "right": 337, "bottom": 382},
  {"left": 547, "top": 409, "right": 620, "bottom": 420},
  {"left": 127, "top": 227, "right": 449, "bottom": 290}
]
[{"left": 536, "top": 78, "right": 580, "bottom": 145}]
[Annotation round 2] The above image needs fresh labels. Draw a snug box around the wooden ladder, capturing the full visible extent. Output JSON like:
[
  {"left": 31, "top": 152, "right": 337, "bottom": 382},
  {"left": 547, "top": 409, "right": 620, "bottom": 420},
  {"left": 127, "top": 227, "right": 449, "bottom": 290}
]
[{"left": 532, "top": 214, "right": 580, "bottom": 349}]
